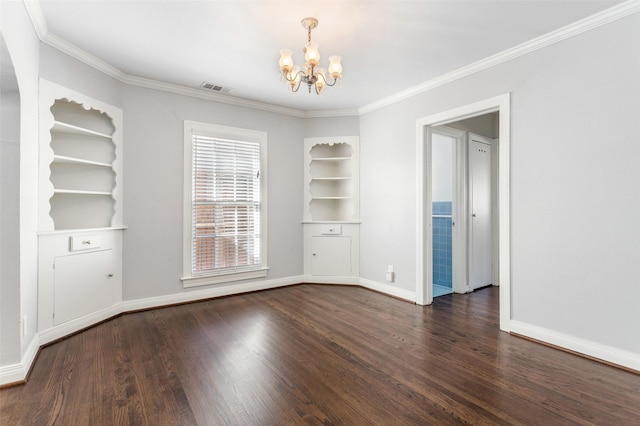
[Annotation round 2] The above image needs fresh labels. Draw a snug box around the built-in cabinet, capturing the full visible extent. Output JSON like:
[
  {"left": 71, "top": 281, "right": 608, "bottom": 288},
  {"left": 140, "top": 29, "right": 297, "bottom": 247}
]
[
  {"left": 38, "top": 80, "right": 124, "bottom": 332},
  {"left": 303, "top": 137, "right": 359, "bottom": 277}
]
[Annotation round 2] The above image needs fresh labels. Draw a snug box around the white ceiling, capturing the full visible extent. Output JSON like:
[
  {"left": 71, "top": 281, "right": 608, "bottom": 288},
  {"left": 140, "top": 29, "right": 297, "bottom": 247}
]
[{"left": 35, "top": 0, "right": 623, "bottom": 112}]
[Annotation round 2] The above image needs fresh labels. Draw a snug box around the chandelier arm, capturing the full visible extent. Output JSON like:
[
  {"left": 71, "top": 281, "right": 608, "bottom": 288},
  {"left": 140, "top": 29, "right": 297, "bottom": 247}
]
[
  {"left": 323, "top": 77, "right": 340, "bottom": 87},
  {"left": 283, "top": 69, "right": 306, "bottom": 83}
]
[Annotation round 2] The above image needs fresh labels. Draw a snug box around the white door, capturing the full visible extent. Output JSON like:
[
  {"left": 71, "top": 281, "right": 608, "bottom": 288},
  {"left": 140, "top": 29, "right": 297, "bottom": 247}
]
[
  {"left": 311, "top": 236, "right": 351, "bottom": 276},
  {"left": 469, "top": 137, "right": 493, "bottom": 290}
]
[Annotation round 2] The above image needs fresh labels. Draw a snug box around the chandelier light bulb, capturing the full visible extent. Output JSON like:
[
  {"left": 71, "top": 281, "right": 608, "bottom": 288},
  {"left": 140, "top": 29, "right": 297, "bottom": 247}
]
[
  {"left": 279, "top": 49, "right": 293, "bottom": 72},
  {"left": 304, "top": 42, "right": 320, "bottom": 67},
  {"left": 328, "top": 56, "right": 343, "bottom": 79},
  {"left": 315, "top": 68, "right": 327, "bottom": 94}
]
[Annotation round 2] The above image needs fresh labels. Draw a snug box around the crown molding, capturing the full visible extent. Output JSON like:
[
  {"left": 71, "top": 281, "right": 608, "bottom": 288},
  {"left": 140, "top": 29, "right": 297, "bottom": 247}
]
[
  {"left": 303, "top": 109, "right": 360, "bottom": 118},
  {"left": 23, "top": 0, "right": 640, "bottom": 119},
  {"left": 359, "top": 0, "right": 640, "bottom": 115},
  {"left": 22, "top": 0, "right": 307, "bottom": 118},
  {"left": 45, "top": 32, "right": 128, "bottom": 81},
  {"left": 123, "top": 74, "right": 306, "bottom": 117}
]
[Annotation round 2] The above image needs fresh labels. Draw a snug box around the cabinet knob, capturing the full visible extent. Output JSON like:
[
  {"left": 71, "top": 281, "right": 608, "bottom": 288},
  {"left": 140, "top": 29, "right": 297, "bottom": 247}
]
[
  {"left": 107, "top": 273, "right": 114, "bottom": 278},
  {"left": 312, "top": 253, "right": 316, "bottom": 256}
]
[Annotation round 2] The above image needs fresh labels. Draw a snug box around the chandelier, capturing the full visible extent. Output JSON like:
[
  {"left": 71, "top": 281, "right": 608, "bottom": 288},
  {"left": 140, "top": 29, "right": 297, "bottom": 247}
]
[{"left": 278, "top": 17, "right": 343, "bottom": 95}]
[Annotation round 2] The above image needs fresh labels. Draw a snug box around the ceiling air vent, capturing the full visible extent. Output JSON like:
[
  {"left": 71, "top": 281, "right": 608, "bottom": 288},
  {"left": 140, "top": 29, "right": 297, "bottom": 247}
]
[{"left": 200, "top": 82, "right": 232, "bottom": 93}]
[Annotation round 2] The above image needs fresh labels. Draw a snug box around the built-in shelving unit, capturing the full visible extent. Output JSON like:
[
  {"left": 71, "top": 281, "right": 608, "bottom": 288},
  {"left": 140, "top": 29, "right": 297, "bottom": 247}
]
[
  {"left": 45, "top": 99, "right": 117, "bottom": 230},
  {"left": 38, "top": 79, "right": 124, "bottom": 335},
  {"left": 305, "top": 138, "right": 359, "bottom": 222},
  {"left": 303, "top": 137, "right": 359, "bottom": 277}
]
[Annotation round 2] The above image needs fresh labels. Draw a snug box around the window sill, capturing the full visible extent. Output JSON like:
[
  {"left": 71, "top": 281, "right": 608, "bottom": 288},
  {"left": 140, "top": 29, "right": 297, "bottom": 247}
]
[{"left": 181, "top": 267, "right": 269, "bottom": 288}]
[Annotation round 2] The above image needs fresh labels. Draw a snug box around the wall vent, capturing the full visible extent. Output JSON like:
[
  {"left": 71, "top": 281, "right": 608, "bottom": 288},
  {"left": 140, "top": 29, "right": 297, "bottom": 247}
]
[{"left": 200, "top": 82, "right": 232, "bottom": 93}]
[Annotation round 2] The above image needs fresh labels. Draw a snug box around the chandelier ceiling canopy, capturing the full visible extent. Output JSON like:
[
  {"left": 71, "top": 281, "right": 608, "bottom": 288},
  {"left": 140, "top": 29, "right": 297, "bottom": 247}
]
[{"left": 278, "top": 17, "right": 343, "bottom": 95}]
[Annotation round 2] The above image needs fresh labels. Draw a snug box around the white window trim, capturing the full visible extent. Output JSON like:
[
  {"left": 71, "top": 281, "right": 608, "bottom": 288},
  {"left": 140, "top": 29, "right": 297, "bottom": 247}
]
[{"left": 182, "top": 121, "right": 268, "bottom": 288}]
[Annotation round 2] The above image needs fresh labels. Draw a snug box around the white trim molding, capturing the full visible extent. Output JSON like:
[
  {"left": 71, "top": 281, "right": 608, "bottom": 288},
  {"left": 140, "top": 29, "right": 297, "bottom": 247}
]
[
  {"left": 301, "top": 275, "right": 360, "bottom": 286},
  {"left": 358, "top": 0, "right": 640, "bottom": 114},
  {"left": 358, "top": 278, "right": 416, "bottom": 302},
  {"left": 0, "top": 334, "right": 39, "bottom": 386},
  {"left": 22, "top": 0, "right": 640, "bottom": 118},
  {"left": 510, "top": 320, "right": 640, "bottom": 373},
  {"left": 416, "top": 94, "right": 511, "bottom": 332},
  {"left": 4, "top": 274, "right": 639, "bottom": 386},
  {"left": 122, "top": 275, "right": 303, "bottom": 313}
]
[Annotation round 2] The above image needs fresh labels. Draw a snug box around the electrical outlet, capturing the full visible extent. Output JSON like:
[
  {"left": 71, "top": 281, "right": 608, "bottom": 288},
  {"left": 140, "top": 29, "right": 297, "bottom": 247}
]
[{"left": 386, "top": 265, "right": 395, "bottom": 282}]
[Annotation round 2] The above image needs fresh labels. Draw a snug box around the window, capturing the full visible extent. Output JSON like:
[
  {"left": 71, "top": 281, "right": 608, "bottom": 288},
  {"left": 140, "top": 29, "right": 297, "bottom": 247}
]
[{"left": 183, "top": 121, "right": 267, "bottom": 287}]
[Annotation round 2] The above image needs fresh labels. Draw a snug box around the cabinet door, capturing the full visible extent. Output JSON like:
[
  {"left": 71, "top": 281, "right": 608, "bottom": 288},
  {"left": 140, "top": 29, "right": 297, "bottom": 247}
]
[
  {"left": 54, "top": 249, "right": 113, "bottom": 325},
  {"left": 311, "top": 236, "right": 351, "bottom": 276}
]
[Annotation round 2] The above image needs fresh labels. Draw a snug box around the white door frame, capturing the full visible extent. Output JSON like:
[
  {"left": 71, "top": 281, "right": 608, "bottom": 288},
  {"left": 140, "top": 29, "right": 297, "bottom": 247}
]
[
  {"left": 429, "top": 125, "right": 467, "bottom": 295},
  {"left": 416, "top": 93, "right": 511, "bottom": 332}
]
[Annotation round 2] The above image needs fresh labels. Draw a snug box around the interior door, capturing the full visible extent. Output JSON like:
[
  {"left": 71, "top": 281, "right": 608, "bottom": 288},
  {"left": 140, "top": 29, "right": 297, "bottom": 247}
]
[{"left": 469, "top": 137, "right": 493, "bottom": 290}]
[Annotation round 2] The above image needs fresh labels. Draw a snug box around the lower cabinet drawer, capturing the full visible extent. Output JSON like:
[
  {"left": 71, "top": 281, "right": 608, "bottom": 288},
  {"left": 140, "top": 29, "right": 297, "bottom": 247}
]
[{"left": 69, "top": 235, "right": 102, "bottom": 251}]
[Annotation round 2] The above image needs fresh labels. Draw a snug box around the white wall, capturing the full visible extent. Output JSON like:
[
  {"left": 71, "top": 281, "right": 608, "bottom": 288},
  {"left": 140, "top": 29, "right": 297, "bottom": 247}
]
[
  {"left": 431, "top": 133, "right": 453, "bottom": 202},
  {"left": 0, "top": 0, "right": 40, "bottom": 366},
  {"left": 122, "top": 85, "right": 305, "bottom": 300},
  {"left": 360, "top": 13, "right": 640, "bottom": 354}
]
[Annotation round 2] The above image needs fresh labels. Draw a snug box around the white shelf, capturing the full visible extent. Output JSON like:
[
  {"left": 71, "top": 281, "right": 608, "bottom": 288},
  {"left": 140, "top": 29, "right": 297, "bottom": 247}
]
[
  {"left": 53, "top": 154, "right": 112, "bottom": 168},
  {"left": 311, "top": 196, "right": 352, "bottom": 200},
  {"left": 311, "top": 177, "right": 352, "bottom": 181},
  {"left": 311, "top": 157, "right": 352, "bottom": 161},
  {"left": 54, "top": 189, "right": 113, "bottom": 196},
  {"left": 52, "top": 120, "right": 112, "bottom": 139}
]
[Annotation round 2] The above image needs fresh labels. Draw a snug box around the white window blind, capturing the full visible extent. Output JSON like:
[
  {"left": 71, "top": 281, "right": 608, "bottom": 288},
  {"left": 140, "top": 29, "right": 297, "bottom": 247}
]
[{"left": 191, "top": 135, "right": 261, "bottom": 275}]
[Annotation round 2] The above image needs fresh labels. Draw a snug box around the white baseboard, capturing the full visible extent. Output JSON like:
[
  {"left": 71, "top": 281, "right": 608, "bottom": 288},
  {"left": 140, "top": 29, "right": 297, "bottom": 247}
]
[
  {"left": 300, "top": 275, "right": 359, "bottom": 285},
  {"left": 358, "top": 278, "right": 417, "bottom": 302},
  {"left": 5, "top": 277, "right": 637, "bottom": 386},
  {"left": 0, "top": 334, "right": 39, "bottom": 386},
  {"left": 38, "top": 305, "right": 122, "bottom": 347},
  {"left": 121, "top": 275, "right": 303, "bottom": 312},
  {"left": 510, "top": 320, "right": 640, "bottom": 372}
]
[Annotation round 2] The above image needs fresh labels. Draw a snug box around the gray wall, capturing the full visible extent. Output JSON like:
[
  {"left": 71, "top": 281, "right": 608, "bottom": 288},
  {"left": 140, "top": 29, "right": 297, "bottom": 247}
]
[
  {"left": 0, "top": 0, "right": 41, "bottom": 365},
  {"left": 122, "top": 86, "right": 305, "bottom": 300},
  {"left": 38, "top": 45, "right": 306, "bottom": 302},
  {"left": 3, "top": 1, "right": 638, "bottom": 373},
  {"left": 304, "top": 116, "right": 360, "bottom": 138},
  {"left": 0, "top": 36, "right": 21, "bottom": 366},
  {"left": 448, "top": 113, "right": 499, "bottom": 139},
  {"left": 360, "top": 13, "right": 640, "bottom": 354},
  {"left": 40, "top": 44, "right": 123, "bottom": 108}
]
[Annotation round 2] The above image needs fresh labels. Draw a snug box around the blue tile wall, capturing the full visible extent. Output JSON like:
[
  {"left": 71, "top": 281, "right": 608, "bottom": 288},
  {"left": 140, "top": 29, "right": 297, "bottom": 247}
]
[{"left": 433, "top": 201, "right": 452, "bottom": 288}]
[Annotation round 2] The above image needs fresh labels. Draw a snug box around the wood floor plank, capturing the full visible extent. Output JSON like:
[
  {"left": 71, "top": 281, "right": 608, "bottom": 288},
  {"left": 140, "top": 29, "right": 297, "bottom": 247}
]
[{"left": 2, "top": 284, "right": 639, "bottom": 425}]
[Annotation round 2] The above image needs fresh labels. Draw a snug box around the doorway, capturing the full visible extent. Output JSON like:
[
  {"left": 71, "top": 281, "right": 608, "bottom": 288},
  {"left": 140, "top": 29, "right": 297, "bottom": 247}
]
[
  {"left": 416, "top": 94, "right": 511, "bottom": 332},
  {"left": 430, "top": 127, "right": 461, "bottom": 298}
]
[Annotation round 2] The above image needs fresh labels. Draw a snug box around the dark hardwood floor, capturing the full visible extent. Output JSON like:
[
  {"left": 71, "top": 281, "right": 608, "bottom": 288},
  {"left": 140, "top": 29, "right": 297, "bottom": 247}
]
[{"left": 1, "top": 284, "right": 639, "bottom": 425}]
